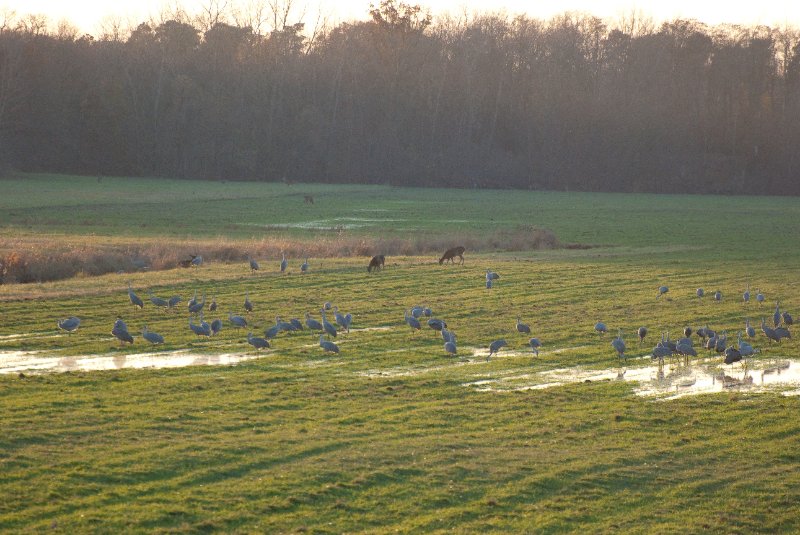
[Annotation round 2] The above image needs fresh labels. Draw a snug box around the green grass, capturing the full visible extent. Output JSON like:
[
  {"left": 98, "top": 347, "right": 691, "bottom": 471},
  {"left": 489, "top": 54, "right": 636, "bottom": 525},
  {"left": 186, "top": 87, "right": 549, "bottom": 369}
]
[{"left": 2, "top": 174, "right": 800, "bottom": 533}]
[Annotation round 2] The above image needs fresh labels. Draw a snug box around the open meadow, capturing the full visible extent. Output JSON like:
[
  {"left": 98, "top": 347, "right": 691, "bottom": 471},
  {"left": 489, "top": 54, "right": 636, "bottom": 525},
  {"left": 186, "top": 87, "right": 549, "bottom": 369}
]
[{"left": 2, "top": 174, "right": 800, "bottom": 532}]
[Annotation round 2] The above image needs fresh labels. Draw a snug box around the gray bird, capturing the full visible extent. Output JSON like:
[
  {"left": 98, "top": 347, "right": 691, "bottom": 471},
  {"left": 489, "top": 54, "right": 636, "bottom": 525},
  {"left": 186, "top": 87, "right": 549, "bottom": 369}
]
[
  {"left": 444, "top": 340, "right": 457, "bottom": 356},
  {"left": 199, "top": 314, "right": 211, "bottom": 336},
  {"left": 737, "top": 332, "right": 756, "bottom": 358},
  {"left": 516, "top": 317, "right": 531, "bottom": 334},
  {"left": 187, "top": 290, "right": 197, "bottom": 310},
  {"left": 247, "top": 333, "right": 270, "bottom": 350},
  {"left": 743, "top": 284, "right": 751, "bottom": 303},
  {"left": 319, "top": 335, "right": 339, "bottom": 354},
  {"left": 300, "top": 258, "right": 309, "bottom": 273},
  {"left": 488, "top": 339, "right": 507, "bottom": 360},
  {"left": 188, "top": 293, "right": 205, "bottom": 314},
  {"left": 343, "top": 313, "right": 353, "bottom": 333},
  {"left": 305, "top": 312, "right": 323, "bottom": 331},
  {"left": 263, "top": 324, "right": 280, "bottom": 339},
  {"left": 441, "top": 328, "right": 455, "bottom": 343},
  {"left": 112, "top": 317, "right": 128, "bottom": 336},
  {"left": 404, "top": 310, "right": 421, "bottom": 331},
  {"left": 57, "top": 316, "right": 81, "bottom": 333},
  {"left": 594, "top": 322, "right": 608, "bottom": 336},
  {"left": 423, "top": 306, "right": 433, "bottom": 317},
  {"left": 714, "top": 290, "right": 722, "bottom": 302},
  {"left": 189, "top": 317, "right": 210, "bottom": 337},
  {"left": 320, "top": 309, "right": 337, "bottom": 337},
  {"left": 783, "top": 311, "right": 794, "bottom": 326},
  {"left": 529, "top": 337, "right": 542, "bottom": 356},
  {"left": 657, "top": 286, "right": 668, "bottom": 298},
  {"left": 428, "top": 318, "right": 447, "bottom": 331},
  {"left": 111, "top": 318, "right": 133, "bottom": 344},
  {"left": 485, "top": 278, "right": 493, "bottom": 289},
  {"left": 683, "top": 326, "right": 692, "bottom": 338},
  {"left": 191, "top": 255, "right": 203, "bottom": 267},
  {"left": 761, "top": 318, "right": 780, "bottom": 343},
  {"left": 410, "top": 306, "right": 423, "bottom": 319},
  {"left": 486, "top": 270, "right": 500, "bottom": 281},
  {"left": 289, "top": 318, "right": 304, "bottom": 331},
  {"left": 333, "top": 306, "right": 347, "bottom": 328},
  {"left": 696, "top": 288, "right": 705, "bottom": 298},
  {"left": 168, "top": 295, "right": 181, "bottom": 309},
  {"left": 210, "top": 318, "right": 222, "bottom": 336},
  {"left": 142, "top": 325, "right": 164, "bottom": 344},
  {"left": 244, "top": 292, "right": 253, "bottom": 313},
  {"left": 209, "top": 296, "right": 217, "bottom": 312},
  {"left": 275, "top": 316, "right": 295, "bottom": 332},
  {"left": 756, "top": 290, "right": 765, "bottom": 305},
  {"left": 324, "top": 302, "right": 332, "bottom": 310},
  {"left": 249, "top": 257, "right": 260, "bottom": 273},
  {"left": 637, "top": 326, "right": 647, "bottom": 346},
  {"left": 745, "top": 319, "right": 756, "bottom": 338},
  {"left": 724, "top": 345, "right": 742, "bottom": 365},
  {"left": 774, "top": 301, "right": 782, "bottom": 328},
  {"left": 775, "top": 326, "right": 792, "bottom": 341},
  {"left": 228, "top": 313, "right": 248, "bottom": 329},
  {"left": 148, "top": 291, "right": 169, "bottom": 309},
  {"left": 280, "top": 253, "right": 288, "bottom": 273},
  {"left": 611, "top": 329, "right": 626, "bottom": 361},
  {"left": 651, "top": 344, "right": 672, "bottom": 368},
  {"left": 128, "top": 283, "right": 144, "bottom": 309}
]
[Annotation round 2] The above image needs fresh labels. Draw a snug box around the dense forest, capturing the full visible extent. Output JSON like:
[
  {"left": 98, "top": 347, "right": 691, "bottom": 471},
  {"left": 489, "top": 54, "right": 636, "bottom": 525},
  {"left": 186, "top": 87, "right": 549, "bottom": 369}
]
[{"left": 1, "top": 1, "right": 800, "bottom": 194}]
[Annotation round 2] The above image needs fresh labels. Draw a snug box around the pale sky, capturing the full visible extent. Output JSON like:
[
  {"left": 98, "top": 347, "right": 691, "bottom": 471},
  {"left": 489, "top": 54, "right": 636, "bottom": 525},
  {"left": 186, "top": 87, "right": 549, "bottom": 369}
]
[{"left": 3, "top": 0, "right": 800, "bottom": 35}]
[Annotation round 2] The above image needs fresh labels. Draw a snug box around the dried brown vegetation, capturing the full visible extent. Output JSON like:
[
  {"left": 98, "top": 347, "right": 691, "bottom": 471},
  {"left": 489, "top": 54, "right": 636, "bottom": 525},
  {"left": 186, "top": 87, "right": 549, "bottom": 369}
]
[{"left": 0, "top": 226, "right": 560, "bottom": 284}]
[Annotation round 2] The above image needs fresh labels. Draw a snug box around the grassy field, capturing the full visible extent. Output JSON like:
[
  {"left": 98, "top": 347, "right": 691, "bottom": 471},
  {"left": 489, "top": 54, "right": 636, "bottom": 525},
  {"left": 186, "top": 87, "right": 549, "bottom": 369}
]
[{"left": 2, "top": 174, "right": 800, "bottom": 533}]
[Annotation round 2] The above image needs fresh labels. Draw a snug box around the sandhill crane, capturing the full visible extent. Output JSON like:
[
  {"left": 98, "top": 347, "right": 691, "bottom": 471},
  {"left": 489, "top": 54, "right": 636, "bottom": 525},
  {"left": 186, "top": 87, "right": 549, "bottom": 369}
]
[
  {"left": 343, "top": 313, "right": 353, "bottom": 333},
  {"left": 745, "top": 319, "right": 756, "bottom": 338},
  {"left": 611, "top": 330, "right": 626, "bottom": 361},
  {"left": 405, "top": 310, "right": 421, "bottom": 331},
  {"left": 280, "top": 253, "right": 288, "bottom": 273},
  {"left": 756, "top": 290, "right": 765, "bottom": 305},
  {"left": 761, "top": 318, "right": 780, "bottom": 344},
  {"left": 247, "top": 333, "right": 270, "bottom": 350},
  {"left": 244, "top": 292, "right": 253, "bottom": 313},
  {"left": 775, "top": 326, "right": 792, "bottom": 341},
  {"left": 487, "top": 339, "right": 507, "bottom": 360},
  {"left": 333, "top": 306, "right": 347, "bottom": 327},
  {"left": 696, "top": 288, "right": 705, "bottom": 298},
  {"left": 289, "top": 318, "right": 304, "bottom": 331},
  {"left": 529, "top": 337, "right": 542, "bottom": 356},
  {"left": 657, "top": 286, "right": 668, "bottom": 299},
  {"left": 743, "top": 284, "right": 751, "bottom": 303},
  {"left": 209, "top": 296, "right": 217, "bottom": 312},
  {"left": 142, "top": 325, "right": 164, "bottom": 344},
  {"left": 301, "top": 258, "right": 309, "bottom": 273},
  {"left": 783, "top": 311, "right": 794, "bottom": 326},
  {"left": 187, "top": 290, "right": 197, "bottom": 310},
  {"left": 249, "top": 257, "right": 260, "bottom": 273},
  {"left": 111, "top": 318, "right": 133, "bottom": 344},
  {"left": 423, "top": 307, "right": 433, "bottom": 317},
  {"left": 320, "top": 309, "right": 337, "bottom": 337},
  {"left": 444, "top": 339, "right": 457, "bottom": 356},
  {"left": 724, "top": 345, "right": 742, "bottom": 365},
  {"left": 516, "top": 317, "right": 531, "bottom": 334},
  {"left": 410, "top": 306, "right": 423, "bottom": 319},
  {"left": 199, "top": 314, "right": 211, "bottom": 336},
  {"left": 264, "top": 324, "right": 280, "bottom": 339},
  {"left": 188, "top": 293, "right": 205, "bottom": 314},
  {"left": 427, "top": 318, "right": 447, "bottom": 331},
  {"left": 189, "top": 317, "right": 210, "bottom": 337},
  {"left": 486, "top": 270, "right": 500, "bottom": 281},
  {"left": 319, "top": 335, "right": 339, "bottom": 354},
  {"left": 275, "top": 316, "right": 295, "bottom": 332},
  {"left": 683, "top": 326, "right": 692, "bottom": 338},
  {"left": 305, "top": 312, "right": 323, "bottom": 331},
  {"left": 773, "top": 301, "right": 782, "bottom": 328},
  {"left": 714, "top": 290, "right": 722, "bottom": 302},
  {"left": 324, "top": 302, "right": 332, "bottom": 310},
  {"left": 485, "top": 279, "right": 493, "bottom": 289},
  {"left": 168, "top": 295, "right": 181, "bottom": 310},
  {"left": 651, "top": 343, "right": 672, "bottom": 370},
  {"left": 128, "top": 283, "right": 144, "bottom": 309},
  {"left": 637, "top": 326, "right": 648, "bottom": 346},
  {"left": 441, "top": 328, "right": 453, "bottom": 342},
  {"left": 675, "top": 336, "right": 696, "bottom": 365},
  {"left": 594, "top": 322, "right": 608, "bottom": 336},
  {"left": 191, "top": 255, "right": 203, "bottom": 267},
  {"left": 57, "top": 317, "right": 81, "bottom": 333},
  {"left": 210, "top": 318, "right": 222, "bottom": 336},
  {"left": 737, "top": 332, "right": 756, "bottom": 359},
  {"left": 147, "top": 291, "right": 169, "bottom": 309},
  {"left": 715, "top": 331, "right": 727, "bottom": 354},
  {"left": 228, "top": 313, "right": 247, "bottom": 330}
]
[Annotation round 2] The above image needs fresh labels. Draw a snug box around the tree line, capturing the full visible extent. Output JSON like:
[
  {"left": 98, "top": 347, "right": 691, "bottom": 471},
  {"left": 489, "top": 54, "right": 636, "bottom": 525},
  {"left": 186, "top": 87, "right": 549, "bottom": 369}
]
[{"left": 2, "top": 1, "right": 800, "bottom": 194}]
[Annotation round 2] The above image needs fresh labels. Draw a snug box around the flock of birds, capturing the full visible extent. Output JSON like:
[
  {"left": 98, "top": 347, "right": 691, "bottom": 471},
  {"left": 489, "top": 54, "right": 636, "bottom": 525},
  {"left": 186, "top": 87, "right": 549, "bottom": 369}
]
[
  {"left": 55, "top": 256, "right": 793, "bottom": 369},
  {"left": 596, "top": 284, "right": 793, "bottom": 370}
]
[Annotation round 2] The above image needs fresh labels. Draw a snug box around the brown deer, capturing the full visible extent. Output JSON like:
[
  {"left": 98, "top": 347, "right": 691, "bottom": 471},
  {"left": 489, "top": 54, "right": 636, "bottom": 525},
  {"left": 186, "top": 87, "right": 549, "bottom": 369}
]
[
  {"left": 439, "top": 246, "right": 465, "bottom": 265},
  {"left": 367, "top": 254, "right": 385, "bottom": 273}
]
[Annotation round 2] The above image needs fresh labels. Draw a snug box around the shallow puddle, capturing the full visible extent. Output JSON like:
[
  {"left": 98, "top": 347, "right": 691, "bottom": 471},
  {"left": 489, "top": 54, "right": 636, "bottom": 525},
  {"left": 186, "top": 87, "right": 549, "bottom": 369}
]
[
  {"left": 0, "top": 349, "right": 263, "bottom": 374},
  {"left": 463, "top": 357, "right": 800, "bottom": 399}
]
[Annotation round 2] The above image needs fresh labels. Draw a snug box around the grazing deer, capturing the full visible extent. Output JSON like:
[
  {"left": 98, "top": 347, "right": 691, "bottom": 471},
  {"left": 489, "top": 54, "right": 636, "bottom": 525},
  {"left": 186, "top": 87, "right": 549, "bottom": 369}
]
[
  {"left": 303, "top": 195, "right": 314, "bottom": 204},
  {"left": 368, "top": 254, "right": 385, "bottom": 273},
  {"left": 439, "top": 246, "right": 465, "bottom": 265}
]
